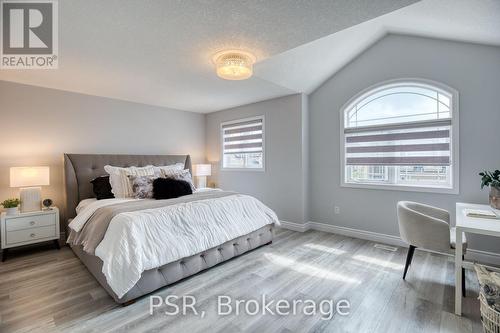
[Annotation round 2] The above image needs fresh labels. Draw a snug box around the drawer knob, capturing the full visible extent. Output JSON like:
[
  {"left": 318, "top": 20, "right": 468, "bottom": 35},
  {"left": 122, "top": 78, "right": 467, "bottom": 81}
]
[
  {"left": 30, "top": 221, "right": 35, "bottom": 226},
  {"left": 30, "top": 233, "right": 36, "bottom": 238}
]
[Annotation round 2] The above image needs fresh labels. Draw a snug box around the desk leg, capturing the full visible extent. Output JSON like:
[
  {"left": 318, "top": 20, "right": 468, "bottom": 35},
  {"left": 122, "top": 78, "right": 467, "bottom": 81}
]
[{"left": 455, "top": 228, "right": 463, "bottom": 316}]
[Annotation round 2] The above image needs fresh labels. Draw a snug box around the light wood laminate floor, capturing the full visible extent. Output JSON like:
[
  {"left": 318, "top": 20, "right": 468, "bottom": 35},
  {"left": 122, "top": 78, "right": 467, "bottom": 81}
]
[{"left": 0, "top": 229, "right": 482, "bottom": 333}]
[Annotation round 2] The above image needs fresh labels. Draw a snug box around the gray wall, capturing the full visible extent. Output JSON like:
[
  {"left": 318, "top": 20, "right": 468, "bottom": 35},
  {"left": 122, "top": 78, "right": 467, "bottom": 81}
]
[
  {"left": 206, "top": 94, "right": 309, "bottom": 223},
  {"left": 0, "top": 80, "right": 206, "bottom": 225},
  {"left": 309, "top": 34, "right": 500, "bottom": 253},
  {"left": 3, "top": 33, "right": 499, "bottom": 253}
]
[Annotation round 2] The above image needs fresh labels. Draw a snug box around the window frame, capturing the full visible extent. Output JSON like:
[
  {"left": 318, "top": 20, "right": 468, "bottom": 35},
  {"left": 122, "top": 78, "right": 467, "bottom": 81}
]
[
  {"left": 339, "top": 78, "right": 459, "bottom": 194},
  {"left": 220, "top": 115, "right": 265, "bottom": 172}
]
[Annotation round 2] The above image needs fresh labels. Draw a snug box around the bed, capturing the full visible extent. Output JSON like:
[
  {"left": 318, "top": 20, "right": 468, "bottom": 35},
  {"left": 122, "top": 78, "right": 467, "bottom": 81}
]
[{"left": 64, "top": 153, "right": 277, "bottom": 304}]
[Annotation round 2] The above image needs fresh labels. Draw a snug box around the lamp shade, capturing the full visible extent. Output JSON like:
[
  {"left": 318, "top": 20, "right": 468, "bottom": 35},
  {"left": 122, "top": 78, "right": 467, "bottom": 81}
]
[
  {"left": 10, "top": 167, "right": 50, "bottom": 187},
  {"left": 193, "top": 164, "right": 212, "bottom": 177}
]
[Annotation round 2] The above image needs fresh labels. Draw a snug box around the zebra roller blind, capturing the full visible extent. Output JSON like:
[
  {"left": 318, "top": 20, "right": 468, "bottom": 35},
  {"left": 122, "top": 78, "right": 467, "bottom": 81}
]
[
  {"left": 344, "top": 118, "right": 451, "bottom": 166},
  {"left": 222, "top": 116, "right": 264, "bottom": 169}
]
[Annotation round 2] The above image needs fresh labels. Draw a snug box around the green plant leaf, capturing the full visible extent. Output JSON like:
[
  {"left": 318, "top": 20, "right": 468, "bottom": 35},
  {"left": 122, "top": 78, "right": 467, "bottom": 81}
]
[{"left": 1, "top": 198, "right": 20, "bottom": 208}]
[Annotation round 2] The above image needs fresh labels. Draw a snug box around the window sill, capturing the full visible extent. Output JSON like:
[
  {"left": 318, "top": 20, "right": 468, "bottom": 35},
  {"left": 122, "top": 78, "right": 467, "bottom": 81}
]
[{"left": 341, "top": 182, "right": 459, "bottom": 194}]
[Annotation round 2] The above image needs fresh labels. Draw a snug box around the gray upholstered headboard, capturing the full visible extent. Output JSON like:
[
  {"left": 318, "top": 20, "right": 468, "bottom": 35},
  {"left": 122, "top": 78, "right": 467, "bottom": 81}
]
[{"left": 64, "top": 153, "right": 192, "bottom": 221}]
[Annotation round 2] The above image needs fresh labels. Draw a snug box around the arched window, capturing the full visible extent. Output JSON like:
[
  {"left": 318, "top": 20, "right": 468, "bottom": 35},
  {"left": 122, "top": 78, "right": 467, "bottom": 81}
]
[{"left": 340, "top": 79, "right": 458, "bottom": 193}]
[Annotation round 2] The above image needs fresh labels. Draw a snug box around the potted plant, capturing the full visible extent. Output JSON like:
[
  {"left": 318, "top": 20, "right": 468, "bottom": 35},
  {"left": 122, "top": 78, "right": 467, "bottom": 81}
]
[
  {"left": 480, "top": 170, "right": 500, "bottom": 209},
  {"left": 1, "top": 198, "right": 21, "bottom": 215}
]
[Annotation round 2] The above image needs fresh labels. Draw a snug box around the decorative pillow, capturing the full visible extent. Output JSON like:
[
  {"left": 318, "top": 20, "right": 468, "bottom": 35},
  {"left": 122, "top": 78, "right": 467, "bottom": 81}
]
[
  {"left": 128, "top": 175, "right": 158, "bottom": 199},
  {"left": 104, "top": 165, "right": 156, "bottom": 198},
  {"left": 153, "top": 178, "right": 193, "bottom": 200},
  {"left": 160, "top": 169, "right": 196, "bottom": 192},
  {"left": 90, "top": 176, "right": 115, "bottom": 200}
]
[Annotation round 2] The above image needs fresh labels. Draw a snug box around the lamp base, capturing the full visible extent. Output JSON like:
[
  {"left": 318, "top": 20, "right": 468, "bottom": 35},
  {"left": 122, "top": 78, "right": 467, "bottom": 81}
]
[
  {"left": 196, "top": 176, "right": 207, "bottom": 189},
  {"left": 20, "top": 187, "right": 42, "bottom": 213}
]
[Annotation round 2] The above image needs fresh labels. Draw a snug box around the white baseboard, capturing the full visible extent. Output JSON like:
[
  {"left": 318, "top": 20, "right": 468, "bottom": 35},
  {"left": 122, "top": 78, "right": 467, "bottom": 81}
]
[
  {"left": 279, "top": 220, "right": 310, "bottom": 232},
  {"left": 467, "top": 249, "right": 500, "bottom": 266},
  {"left": 279, "top": 220, "right": 500, "bottom": 266},
  {"left": 308, "top": 221, "right": 407, "bottom": 248}
]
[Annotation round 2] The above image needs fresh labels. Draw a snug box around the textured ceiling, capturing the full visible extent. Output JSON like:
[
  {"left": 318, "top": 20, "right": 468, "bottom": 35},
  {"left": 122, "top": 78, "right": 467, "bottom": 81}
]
[
  {"left": 256, "top": 0, "right": 500, "bottom": 94},
  {"left": 0, "top": 0, "right": 418, "bottom": 112},
  {"left": 1, "top": 0, "right": 498, "bottom": 113}
]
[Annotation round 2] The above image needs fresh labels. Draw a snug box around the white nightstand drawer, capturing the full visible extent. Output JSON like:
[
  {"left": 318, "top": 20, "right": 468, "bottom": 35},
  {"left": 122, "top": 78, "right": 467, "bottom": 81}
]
[
  {"left": 6, "top": 225, "right": 57, "bottom": 245},
  {"left": 1, "top": 207, "right": 60, "bottom": 255},
  {"left": 6, "top": 214, "right": 56, "bottom": 232}
]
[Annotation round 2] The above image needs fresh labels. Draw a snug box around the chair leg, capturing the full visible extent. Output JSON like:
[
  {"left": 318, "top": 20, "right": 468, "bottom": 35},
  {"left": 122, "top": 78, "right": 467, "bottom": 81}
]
[
  {"left": 462, "top": 255, "right": 466, "bottom": 297},
  {"left": 403, "top": 245, "right": 416, "bottom": 280}
]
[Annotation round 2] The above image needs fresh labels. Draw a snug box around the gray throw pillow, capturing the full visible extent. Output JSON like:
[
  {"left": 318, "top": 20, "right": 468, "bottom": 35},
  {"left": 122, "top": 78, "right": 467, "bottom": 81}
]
[{"left": 128, "top": 175, "right": 158, "bottom": 199}]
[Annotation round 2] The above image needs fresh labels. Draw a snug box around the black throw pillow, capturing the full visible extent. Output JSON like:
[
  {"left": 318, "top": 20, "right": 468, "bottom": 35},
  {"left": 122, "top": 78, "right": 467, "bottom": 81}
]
[
  {"left": 153, "top": 178, "right": 193, "bottom": 200},
  {"left": 90, "top": 175, "right": 115, "bottom": 200}
]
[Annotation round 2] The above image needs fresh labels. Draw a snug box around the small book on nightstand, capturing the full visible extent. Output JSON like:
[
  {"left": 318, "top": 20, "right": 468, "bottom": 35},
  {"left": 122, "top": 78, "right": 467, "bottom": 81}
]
[{"left": 464, "top": 209, "right": 499, "bottom": 219}]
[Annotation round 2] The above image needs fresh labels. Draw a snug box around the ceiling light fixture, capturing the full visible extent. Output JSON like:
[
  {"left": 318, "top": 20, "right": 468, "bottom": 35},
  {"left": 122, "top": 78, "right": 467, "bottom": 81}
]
[{"left": 212, "top": 50, "right": 256, "bottom": 80}]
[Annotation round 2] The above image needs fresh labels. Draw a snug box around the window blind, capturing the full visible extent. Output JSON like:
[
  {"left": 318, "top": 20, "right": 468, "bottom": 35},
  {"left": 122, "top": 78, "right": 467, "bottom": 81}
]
[
  {"left": 344, "top": 119, "right": 451, "bottom": 166},
  {"left": 222, "top": 117, "right": 263, "bottom": 155}
]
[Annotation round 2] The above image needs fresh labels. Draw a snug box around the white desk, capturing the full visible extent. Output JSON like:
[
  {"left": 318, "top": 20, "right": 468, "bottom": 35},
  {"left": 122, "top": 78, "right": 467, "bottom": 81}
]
[{"left": 455, "top": 202, "right": 500, "bottom": 315}]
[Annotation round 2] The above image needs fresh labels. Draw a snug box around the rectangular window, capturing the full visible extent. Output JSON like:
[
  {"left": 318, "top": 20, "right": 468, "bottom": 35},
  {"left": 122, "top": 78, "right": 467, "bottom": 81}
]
[{"left": 221, "top": 116, "right": 264, "bottom": 170}]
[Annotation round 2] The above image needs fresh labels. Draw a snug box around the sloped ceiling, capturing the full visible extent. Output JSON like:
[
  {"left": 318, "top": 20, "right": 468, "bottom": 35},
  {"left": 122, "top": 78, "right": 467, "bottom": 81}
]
[
  {"left": 1, "top": 0, "right": 499, "bottom": 113},
  {"left": 256, "top": 0, "right": 500, "bottom": 94}
]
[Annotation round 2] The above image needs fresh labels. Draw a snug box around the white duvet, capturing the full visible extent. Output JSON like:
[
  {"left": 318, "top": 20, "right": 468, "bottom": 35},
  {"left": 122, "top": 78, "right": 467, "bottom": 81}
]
[{"left": 69, "top": 192, "right": 279, "bottom": 298}]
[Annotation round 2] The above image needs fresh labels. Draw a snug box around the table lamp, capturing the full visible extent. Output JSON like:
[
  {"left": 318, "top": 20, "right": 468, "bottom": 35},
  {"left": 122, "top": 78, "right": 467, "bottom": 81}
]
[
  {"left": 193, "top": 164, "right": 211, "bottom": 188},
  {"left": 10, "top": 166, "right": 50, "bottom": 213}
]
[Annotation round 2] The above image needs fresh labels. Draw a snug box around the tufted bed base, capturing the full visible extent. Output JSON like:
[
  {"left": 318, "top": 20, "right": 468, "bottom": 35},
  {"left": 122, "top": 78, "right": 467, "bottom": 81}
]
[
  {"left": 65, "top": 154, "right": 275, "bottom": 304},
  {"left": 71, "top": 225, "right": 274, "bottom": 304}
]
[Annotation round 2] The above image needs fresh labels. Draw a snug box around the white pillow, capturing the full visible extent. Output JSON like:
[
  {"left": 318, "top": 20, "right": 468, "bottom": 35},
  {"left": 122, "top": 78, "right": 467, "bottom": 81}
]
[
  {"left": 104, "top": 165, "right": 156, "bottom": 198},
  {"left": 153, "top": 163, "right": 184, "bottom": 175}
]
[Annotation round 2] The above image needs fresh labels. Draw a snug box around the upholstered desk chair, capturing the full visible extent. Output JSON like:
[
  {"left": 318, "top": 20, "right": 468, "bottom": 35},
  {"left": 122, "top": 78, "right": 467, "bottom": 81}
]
[{"left": 397, "top": 201, "right": 467, "bottom": 296}]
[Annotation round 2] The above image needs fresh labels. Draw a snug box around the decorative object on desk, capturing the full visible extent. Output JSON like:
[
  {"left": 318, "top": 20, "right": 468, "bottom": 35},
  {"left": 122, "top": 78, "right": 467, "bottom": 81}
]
[
  {"left": 480, "top": 170, "right": 500, "bottom": 209},
  {"left": 490, "top": 187, "right": 500, "bottom": 210},
  {"left": 193, "top": 164, "right": 211, "bottom": 188},
  {"left": 464, "top": 208, "right": 499, "bottom": 219},
  {"left": 10, "top": 166, "right": 50, "bottom": 213},
  {"left": 1, "top": 198, "right": 20, "bottom": 216},
  {"left": 42, "top": 198, "right": 53, "bottom": 210}
]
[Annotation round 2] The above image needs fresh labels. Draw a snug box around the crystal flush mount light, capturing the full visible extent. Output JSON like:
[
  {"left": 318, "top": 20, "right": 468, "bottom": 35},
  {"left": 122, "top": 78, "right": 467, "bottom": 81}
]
[{"left": 212, "top": 50, "right": 256, "bottom": 80}]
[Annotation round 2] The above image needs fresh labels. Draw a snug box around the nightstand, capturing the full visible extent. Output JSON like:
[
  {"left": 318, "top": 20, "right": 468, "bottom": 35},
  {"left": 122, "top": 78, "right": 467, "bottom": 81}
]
[{"left": 1, "top": 207, "right": 60, "bottom": 261}]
